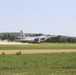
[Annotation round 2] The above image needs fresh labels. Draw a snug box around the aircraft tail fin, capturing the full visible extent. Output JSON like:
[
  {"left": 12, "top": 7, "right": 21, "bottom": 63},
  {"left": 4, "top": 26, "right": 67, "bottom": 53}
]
[{"left": 20, "top": 30, "right": 25, "bottom": 38}]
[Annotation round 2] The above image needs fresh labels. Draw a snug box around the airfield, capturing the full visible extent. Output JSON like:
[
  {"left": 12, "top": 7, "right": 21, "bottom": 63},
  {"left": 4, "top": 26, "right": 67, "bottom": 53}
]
[
  {"left": 0, "top": 41, "right": 76, "bottom": 75},
  {"left": 0, "top": 40, "right": 76, "bottom": 54}
]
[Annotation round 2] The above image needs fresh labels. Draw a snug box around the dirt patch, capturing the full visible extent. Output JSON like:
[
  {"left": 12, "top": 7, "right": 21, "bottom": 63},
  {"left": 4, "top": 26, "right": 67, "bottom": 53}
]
[
  {"left": 0, "top": 49, "right": 76, "bottom": 54},
  {"left": 0, "top": 40, "right": 29, "bottom": 45}
]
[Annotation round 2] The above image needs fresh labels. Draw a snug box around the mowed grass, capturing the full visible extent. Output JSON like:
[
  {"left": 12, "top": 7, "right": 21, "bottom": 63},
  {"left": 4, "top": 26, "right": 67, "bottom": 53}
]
[
  {"left": 0, "top": 53, "right": 76, "bottom": 75},
  {"left": 0, "top": 43, "right": 76, "bottom": 50}
]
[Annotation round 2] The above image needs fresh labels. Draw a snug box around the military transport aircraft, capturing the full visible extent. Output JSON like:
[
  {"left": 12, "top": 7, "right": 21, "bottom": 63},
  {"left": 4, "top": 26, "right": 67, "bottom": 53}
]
[{"left": 17, "top": 30, "right": 56, "bottom": 43}]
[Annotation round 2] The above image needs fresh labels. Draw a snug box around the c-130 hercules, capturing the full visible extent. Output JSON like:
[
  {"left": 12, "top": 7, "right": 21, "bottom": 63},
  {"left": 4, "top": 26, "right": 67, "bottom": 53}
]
[{"left": 17, "top": 30, "right": 56, "bottom": 43}]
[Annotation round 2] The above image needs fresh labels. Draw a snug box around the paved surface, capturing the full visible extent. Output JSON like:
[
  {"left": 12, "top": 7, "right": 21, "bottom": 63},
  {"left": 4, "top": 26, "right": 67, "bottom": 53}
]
[{"left": 0, "top": 49, "right": 76, "bottom": 54}]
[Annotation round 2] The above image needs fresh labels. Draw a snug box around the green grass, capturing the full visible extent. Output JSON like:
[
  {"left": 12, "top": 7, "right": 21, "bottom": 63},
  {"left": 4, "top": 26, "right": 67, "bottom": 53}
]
[
  {"left": 0, "top": 53, "right": 76, "bottom": 75},
  {"left": 0, "top": 43, "right": 76, "bottom": 50}
]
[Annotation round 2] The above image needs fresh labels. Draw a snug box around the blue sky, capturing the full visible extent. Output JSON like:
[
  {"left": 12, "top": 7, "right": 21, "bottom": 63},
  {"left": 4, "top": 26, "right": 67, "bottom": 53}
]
[{"left": 0, "top": 0, "right": 76, "bottom": 36}]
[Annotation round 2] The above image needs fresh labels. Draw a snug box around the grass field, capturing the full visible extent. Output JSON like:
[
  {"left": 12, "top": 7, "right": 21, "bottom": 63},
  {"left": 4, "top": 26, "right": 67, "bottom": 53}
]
[
  {"left": 0, "top": 43, "right": 76, "bottom": 50},
  {"left": 0, "top": 53, "right": 76, "bottom": 75},
  {"left": 0, "top": 43, "right": 76, "bottom": 75}
]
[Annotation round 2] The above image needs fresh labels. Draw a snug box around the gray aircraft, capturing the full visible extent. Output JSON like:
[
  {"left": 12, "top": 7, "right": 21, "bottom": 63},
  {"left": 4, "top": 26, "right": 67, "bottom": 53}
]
[{"left": 17, "top": 30, "right": 56, "bottom": 43}]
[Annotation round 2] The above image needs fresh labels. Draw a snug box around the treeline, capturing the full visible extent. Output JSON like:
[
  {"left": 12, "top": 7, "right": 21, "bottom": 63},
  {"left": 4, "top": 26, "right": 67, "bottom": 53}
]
[
  {"left": 46, "top": 35, "right": 76, "bottom": 43},
  {"left": 0, "top": 34, "right": 16, "bottom": 41},
  {"left": 0, "top": 33, "right": 76, "bottom": 43}
]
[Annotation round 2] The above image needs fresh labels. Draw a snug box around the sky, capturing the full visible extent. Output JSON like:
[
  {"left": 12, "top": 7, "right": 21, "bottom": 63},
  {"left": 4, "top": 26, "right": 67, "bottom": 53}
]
[{"left": 0, "top": 0, "right": 76, "bottom": 36}]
